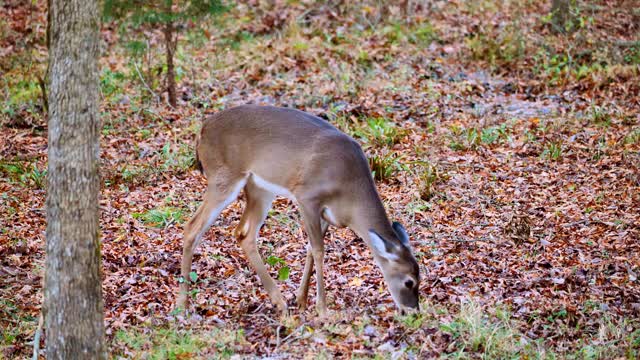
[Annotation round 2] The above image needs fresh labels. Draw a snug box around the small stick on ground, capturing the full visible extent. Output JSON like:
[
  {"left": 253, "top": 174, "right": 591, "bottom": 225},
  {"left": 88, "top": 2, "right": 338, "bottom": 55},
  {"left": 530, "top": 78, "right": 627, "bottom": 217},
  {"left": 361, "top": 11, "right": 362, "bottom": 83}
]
[{"left": 32, "top": 313, "right": 44, "bottom": 360}]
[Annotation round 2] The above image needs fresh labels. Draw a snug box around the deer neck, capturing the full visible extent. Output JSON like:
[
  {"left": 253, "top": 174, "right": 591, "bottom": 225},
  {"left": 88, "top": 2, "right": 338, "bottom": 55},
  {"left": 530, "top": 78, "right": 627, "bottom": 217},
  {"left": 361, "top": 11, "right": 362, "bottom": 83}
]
[{"left": 349, "top": 189, "right": 397, "bottom": 246}]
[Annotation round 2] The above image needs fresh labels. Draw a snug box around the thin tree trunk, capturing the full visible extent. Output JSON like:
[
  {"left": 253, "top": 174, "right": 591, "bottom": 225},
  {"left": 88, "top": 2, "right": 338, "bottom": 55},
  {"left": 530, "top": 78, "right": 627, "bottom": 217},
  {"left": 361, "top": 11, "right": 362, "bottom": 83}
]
[
  {"left": 551, "top": 0, "right": 572, "bottom": 33},
  {"left": 164, "top": 0, "right": 177, "bottom": 107},
  {"left": 45, "top": 0, "right": 105, "bottom": 358}
]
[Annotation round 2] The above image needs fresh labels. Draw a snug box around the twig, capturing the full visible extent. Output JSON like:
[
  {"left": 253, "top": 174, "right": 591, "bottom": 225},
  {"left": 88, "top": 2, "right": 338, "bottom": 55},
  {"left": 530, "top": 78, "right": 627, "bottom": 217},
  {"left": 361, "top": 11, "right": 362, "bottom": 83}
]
[
  {"left": 32, "top": 313, "right": 43, "bottom": 360},
  {"left": 36, "top": 74, "right": 48, "bottom": 113},
  {"left": 274, "top": 324, "right": 306, "bottom": 352},
  {"left": 164, "top": 218, "right": 176, "bottom": 229},
  {"left": 243, "top": 312, "right": 280, "bottom": 326},
  {"left": 280, "top": 325, "right": 306, "bottom": 345},
  {"left": 0, "top": 265, "right": 18, "bottom": 276},
  {"left": 275, "top": 324, "right": 282, "bottom": 349},
  {"left": 133, "top": 60, "right": 163, "bottom": 107}
]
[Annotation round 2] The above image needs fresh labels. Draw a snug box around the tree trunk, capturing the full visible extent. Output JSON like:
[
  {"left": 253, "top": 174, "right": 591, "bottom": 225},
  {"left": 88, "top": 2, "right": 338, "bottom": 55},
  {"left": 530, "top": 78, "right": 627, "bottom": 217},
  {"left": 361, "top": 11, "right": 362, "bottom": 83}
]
[
  {"left": 551, "top": 0, "right": 572, "bottom": 33},
  {"left": 164, "top": 1, "right": 177, "bottom": 107},
  {"left": 45, "top": 0, "right": 106, "bottom": 358}
]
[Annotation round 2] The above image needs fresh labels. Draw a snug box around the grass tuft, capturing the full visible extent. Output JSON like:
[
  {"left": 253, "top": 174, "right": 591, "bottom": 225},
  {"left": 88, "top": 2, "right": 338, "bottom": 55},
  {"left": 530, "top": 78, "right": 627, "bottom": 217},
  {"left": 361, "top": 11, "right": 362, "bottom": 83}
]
[
  {"left": 541, "top": 140, "right": 563, "bottom": 161},
  {"left": 160, "top": 142, "right": 195, "bottom": 173},
  {"left": 133, "top": 206, "right": 184, "bottom": 228},
  {"left": 112, "top": 326, "right": 248, "bottom": 359},
  {"left": 624, "top": 128, "right": 640, "bottom": 145},
  {"left": 368, "top": 149, "right": 404, "bottom": 182},
  {"left": 414, "top": 161, "right": 447, "bottom": 201},
  {"left": 0, "top": 161, "right": 47, "bottom": 189},
  {"left": 440, "top": 300, "right": 542, "bottom": 359},
  {"left": 352, "top": 117, "right": 406, "bottom": 147}
]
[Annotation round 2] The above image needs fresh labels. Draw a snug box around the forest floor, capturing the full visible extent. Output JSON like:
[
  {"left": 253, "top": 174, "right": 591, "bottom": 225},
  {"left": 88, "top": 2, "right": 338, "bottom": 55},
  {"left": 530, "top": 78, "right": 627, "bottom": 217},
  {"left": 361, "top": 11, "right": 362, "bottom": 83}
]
[{"left": 1, "top": 0, "right": 639, "bottom": 359}]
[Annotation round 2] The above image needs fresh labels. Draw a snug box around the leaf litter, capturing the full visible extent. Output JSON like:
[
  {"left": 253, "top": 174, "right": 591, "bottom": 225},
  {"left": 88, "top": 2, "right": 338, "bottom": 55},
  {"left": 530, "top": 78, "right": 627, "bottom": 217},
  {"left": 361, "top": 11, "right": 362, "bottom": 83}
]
[{"left": 1, "top": 0, "right": 639, "bottom": 358}]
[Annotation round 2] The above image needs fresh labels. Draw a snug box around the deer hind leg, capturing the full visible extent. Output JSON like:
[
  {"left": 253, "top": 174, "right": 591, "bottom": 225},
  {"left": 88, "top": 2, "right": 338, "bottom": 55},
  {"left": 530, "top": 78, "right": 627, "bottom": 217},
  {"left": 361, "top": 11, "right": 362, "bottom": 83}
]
[
  {"left": 177, "top": 174, "right": 247, "bottom": 310},
  {"left": 235, "top": 177, "right": 288, "bottom": 314},
  {"left": 296, "top": 218, "right": 328, "bottom": 311}
]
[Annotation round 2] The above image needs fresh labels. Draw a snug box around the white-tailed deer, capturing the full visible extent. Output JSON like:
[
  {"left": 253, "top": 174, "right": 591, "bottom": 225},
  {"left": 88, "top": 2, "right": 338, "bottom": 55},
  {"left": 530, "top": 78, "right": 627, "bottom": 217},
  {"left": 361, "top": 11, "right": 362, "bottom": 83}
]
[{"left": 177, "top": 105, "right": 420, "bottom": 316}]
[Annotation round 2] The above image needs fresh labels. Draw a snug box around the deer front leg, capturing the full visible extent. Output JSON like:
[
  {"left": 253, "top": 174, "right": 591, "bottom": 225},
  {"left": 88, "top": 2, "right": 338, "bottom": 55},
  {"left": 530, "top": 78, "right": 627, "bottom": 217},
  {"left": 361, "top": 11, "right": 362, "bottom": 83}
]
[
  {"left": 296, "top": 219, "right": 328, "bottom": 310},
  {"left": 296, "top": 246, "right": 314, "bottom": 310},
  {"left": 311, "top": 243, "right": 326, "bottom": 316},
  {"left": 300, "top": 204, "right": 328, "bottom": 316},
  {"left": 238, "top": 232, "right": 288, "bottom": 315}
]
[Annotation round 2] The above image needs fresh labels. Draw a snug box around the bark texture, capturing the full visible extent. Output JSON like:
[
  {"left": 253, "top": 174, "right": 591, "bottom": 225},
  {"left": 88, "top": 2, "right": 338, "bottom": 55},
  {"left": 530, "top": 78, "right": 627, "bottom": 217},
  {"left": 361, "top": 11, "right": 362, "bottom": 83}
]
[
  {"left": 45, "top": 0, "right": 106, "bottom": 358},
  {"left": 164, "top": 22, "right": 177, "bottom": 107},
  {"left": 164, "top": 0, "right": 177, "bottom": 107}
]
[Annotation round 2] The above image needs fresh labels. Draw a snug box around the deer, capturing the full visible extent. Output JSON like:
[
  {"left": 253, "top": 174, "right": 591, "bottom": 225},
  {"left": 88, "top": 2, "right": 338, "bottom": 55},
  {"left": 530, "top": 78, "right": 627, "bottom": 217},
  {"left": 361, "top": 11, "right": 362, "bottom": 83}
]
[{"left": 176, "top": 105, "right": 420, "bottom": 316}]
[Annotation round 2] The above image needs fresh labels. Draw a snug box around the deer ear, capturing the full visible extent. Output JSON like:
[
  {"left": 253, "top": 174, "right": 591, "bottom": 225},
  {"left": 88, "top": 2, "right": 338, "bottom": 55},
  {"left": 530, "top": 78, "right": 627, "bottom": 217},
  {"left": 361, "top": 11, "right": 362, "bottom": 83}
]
[
  {"left": 369, "top": 230, "right": 399, "bottom": 261},
  {"left": 392, "top": 221, "right": 410, "bottom": 248}
]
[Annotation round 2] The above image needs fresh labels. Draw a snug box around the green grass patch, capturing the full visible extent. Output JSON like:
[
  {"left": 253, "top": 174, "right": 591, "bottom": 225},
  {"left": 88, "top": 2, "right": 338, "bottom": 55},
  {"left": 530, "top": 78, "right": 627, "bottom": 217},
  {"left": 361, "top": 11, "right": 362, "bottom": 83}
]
[
  {"left": 567, "top": 316, "right": 640, "bottom": 359},
  {"left": 541, "top": 140, "right": 563, "bottom": 161},
  {"left": 465, "top": 24, "right": 526, "bottom": 69},
  {"left": 100, "top": 68, "right": 126, "bottom": 100},
  {"left": 118, "top": 163, "right": 152, "bottom": 184},
  {"left": 332, "top": 113, "right": 407, "bottom": 148},
  {"left": 481, "top": 124, "right": 510, "bottom": 145},
  {"left": 410, "top": 22, "right": 439, "bottom": 46},
  {"left": 0, "top": 75, "right": 44, "bottom": 123},
  {"left": 133, "top": 206, "right": 184, "bottom": 228},
  {"left": 624, "top": 128, "right": 640, "bottom": 145},
  {"left": 440, "top": 301, "right": 544, "bottom": 359},
  {"left": 368, "top": 150, "right": 405, "bottom": 182},
  {"left": 396, "top": 312, "right": 427, "bottom": 330},
  {"left": 376, "top": 21, "right": 439, "bottom": 47},
  {"left": 0, "top": 299, "right": 37, "bottom": 349},
  {"left": 352, "top": 117, "right": 406, "bottom": 147},
  {"left": 112, "top": 326, "right": 249, "bottom": 359},
  {"left": 160, "top": 141, "right": 195, "bottom": 173},
  {"left": 413, "top": 161, "right": 447, "bottom": 201},
  {"left": 0, "top": 161, "right": 46, "bottom": 189},
  {"left": 589, "top": 105, "right": 612, "bottom": 126},
  {"left": 219, "top": 30, "right": 255, "bottom": 50},
  {"left": 112, "top": 326, "right": 247, "bottom": 359},
  {"left": 1, "top": 76, "right": 41, "bottom": 110},
  {"left": 448, "top": 123, "right": 511, "bottom": 151}
]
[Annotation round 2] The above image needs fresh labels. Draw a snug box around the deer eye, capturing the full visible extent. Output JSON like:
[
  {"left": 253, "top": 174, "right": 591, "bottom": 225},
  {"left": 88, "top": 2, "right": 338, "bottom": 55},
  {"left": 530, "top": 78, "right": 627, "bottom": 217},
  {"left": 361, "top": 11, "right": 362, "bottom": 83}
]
[{"left": 404, "top": 279, "right": 414, "bottom": 289}]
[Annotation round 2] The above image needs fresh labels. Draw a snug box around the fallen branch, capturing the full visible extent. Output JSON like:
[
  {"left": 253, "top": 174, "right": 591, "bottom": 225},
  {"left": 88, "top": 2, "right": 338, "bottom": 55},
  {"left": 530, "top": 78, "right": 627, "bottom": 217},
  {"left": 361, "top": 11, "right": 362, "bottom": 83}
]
[{"left": 32, "top": 313, "right": 43, "bottom": 360}]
